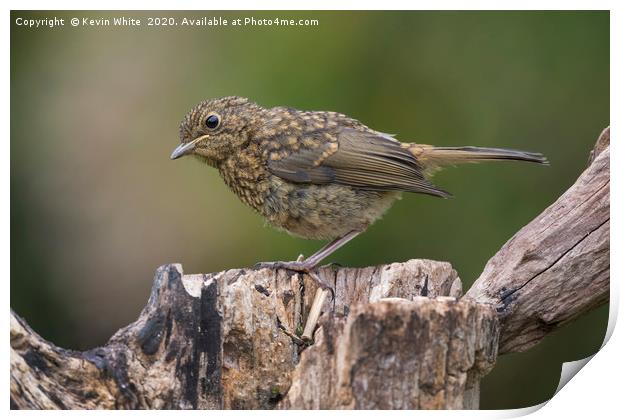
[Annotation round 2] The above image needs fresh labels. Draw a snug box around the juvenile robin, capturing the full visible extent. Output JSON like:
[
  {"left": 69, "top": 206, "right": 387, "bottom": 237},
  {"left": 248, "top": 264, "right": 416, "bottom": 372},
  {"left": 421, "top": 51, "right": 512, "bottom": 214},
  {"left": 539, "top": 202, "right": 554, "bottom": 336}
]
[{"left": 171, "top": 96, "right": 547, "bottom": 286}]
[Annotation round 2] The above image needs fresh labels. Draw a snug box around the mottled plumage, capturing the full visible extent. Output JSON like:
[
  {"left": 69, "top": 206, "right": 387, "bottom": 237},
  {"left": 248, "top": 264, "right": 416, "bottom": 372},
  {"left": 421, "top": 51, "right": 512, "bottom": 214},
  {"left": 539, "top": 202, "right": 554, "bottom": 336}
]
[{"left": 171, "top": 96, "right": 547, "bottom": 274}]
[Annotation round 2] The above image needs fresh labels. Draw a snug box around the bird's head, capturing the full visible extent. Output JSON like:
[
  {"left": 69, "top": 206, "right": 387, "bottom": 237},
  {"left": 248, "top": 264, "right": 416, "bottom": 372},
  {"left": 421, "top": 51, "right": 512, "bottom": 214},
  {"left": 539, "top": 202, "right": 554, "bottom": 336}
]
[{"left": 171, "top": 96, "right": 261, "bottom": 165}]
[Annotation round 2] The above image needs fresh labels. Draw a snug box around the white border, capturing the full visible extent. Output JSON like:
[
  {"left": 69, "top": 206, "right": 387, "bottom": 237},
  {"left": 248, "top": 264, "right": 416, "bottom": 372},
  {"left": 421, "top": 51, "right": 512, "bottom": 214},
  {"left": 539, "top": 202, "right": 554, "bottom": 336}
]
[{"left": 4, "top": 1, "right": 616, "bottom": 419}]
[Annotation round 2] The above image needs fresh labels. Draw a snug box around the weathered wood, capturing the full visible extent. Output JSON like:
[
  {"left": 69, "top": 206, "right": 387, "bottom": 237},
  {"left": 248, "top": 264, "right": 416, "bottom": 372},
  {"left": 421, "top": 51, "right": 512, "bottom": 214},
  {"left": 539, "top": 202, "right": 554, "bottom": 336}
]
[
  {"left": 282, "top": 297, "right": 498, "bottom": 409},
  {"left": 465, "top": 127, "right": 610, "bottom": 354},
  {"left": 11, "top": 260, "right": 465, "bottom": 409},
  {"left": 301, "top": 288, "right": 330, "bottom": 341},
  {"left": 11, "top": 313, "right": 119, "bottom": 409},
  {"left": 588, "top": 126, "right": 609, "bottom": 166},
  {"left": 10, "top": 127, "right": 609, "bottom": 410}
]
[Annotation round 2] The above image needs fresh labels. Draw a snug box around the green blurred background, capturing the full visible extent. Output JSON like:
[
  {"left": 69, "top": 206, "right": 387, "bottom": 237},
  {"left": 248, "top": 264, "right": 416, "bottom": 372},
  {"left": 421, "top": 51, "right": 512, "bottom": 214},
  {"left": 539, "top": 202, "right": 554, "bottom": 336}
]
[{"left": 11, "top": 10, "right": 609, "bottom": 409}]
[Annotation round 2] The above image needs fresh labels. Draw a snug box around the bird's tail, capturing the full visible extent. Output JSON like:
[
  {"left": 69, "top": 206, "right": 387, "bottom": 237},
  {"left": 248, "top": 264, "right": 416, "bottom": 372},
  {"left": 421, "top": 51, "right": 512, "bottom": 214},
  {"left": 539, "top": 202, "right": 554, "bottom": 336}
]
[{"left": 408, "top": 144, "right": 549, "bottom": 175}]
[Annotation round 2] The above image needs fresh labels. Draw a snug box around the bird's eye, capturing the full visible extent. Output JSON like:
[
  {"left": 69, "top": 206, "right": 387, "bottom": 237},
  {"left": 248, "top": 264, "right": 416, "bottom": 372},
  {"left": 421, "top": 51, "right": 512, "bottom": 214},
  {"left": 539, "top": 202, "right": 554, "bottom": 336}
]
[{"left": 205, "top": 114, "right": 220, "bottom": 130}]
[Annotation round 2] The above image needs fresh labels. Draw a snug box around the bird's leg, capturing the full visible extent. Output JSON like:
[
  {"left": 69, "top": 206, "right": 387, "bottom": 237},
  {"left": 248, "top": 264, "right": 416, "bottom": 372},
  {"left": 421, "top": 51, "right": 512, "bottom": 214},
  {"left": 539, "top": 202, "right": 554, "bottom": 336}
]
[
  {"left": 255, "top": 229, "right": 364, "bottom": 273},
  {"left": 255, "top": 229, "right": 365, "bottom": 295}
]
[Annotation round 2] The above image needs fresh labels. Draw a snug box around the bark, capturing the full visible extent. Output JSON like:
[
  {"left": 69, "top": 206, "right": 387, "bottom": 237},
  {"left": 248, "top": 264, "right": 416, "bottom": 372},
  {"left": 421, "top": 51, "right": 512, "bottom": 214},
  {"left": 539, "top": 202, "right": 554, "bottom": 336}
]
[
  {"left": 465, "top": 127, "right": 610, "bottom": 354},
  {"left": 11, "top": 260, "right": 466, "bottom": 409},
  {"left": 281, "top": 297, "right": 498, "bottom": 409},
  {"left": 10, "top": 128, "right": 609, "bottom": 409}
]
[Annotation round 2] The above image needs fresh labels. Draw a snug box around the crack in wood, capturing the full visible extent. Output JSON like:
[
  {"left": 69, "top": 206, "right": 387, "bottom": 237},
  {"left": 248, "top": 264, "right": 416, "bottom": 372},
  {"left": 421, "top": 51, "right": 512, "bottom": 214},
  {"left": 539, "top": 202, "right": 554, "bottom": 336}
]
[{"left": 498, "top": 217, "right": 609, "bottom": 314}]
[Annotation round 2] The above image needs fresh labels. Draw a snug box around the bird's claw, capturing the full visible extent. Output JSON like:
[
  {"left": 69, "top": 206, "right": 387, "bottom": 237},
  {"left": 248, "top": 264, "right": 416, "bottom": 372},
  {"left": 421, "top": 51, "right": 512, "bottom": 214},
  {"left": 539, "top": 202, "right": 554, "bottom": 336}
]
[
  {"left": 254, "top": 261, "right": 334, "bottom": 300},
  {"left": 320, "top": 282, "right": 336, "bottom": 301},
  {"left": 253, "top": 260, "right": 310, "bottom": 272},
  {"left": 325, "top": 261, "right": 344, "bottom": 269},
  {"left": 305, "top": 271, "right": 335, "bottom": 301}
]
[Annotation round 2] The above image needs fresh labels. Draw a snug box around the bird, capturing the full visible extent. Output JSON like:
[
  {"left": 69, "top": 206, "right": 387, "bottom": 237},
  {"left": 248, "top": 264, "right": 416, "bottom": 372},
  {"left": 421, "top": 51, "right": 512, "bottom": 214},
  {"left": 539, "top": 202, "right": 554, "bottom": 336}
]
[{"left": 171, "top": 96, "right": 548, "bottom": 287}]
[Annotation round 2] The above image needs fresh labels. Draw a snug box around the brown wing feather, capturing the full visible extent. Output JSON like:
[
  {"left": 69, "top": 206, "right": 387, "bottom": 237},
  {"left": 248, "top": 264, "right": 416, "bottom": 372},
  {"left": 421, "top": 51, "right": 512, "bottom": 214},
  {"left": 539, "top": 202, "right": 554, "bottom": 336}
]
[{"left": 267, "top": 128, "right": 451, "bottom": 198}]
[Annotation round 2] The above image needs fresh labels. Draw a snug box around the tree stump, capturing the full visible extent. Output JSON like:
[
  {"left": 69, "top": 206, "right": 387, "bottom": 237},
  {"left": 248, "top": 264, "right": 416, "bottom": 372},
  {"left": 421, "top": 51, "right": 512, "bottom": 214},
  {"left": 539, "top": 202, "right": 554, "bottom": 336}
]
[{"left": 13, "top": 260, "right": 479, "bottom": 409}]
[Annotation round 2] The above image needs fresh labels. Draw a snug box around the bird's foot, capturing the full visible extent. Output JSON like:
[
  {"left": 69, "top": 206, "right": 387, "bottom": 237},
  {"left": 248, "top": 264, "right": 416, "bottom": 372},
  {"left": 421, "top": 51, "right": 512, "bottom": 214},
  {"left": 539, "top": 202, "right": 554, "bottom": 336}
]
[
  {"left": 324, "top": 261, "right": 344, "bottom": 269},
  {"left": 253, "top": 259, "right": 312, "bottom": 273},
  {"left": 305, "top": 271, "right": 335, "bottom": 300},
  {"left": 253, "top": 259, "right": 334, "bottom": 299}
]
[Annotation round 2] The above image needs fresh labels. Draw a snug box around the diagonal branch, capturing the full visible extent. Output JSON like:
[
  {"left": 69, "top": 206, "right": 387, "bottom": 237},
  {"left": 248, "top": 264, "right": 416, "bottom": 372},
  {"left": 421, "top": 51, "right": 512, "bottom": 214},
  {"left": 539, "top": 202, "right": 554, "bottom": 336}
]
[{"left": 465, "top": 127, "right": 610, "bottom": 354}]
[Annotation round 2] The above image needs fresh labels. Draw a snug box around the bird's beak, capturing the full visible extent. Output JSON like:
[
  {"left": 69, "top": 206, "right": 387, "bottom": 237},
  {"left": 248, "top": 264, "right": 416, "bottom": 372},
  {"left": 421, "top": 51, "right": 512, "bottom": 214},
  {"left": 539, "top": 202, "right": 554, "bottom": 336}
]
[{"left": 170, "top": 135, "right": 208, "bottom": 160}]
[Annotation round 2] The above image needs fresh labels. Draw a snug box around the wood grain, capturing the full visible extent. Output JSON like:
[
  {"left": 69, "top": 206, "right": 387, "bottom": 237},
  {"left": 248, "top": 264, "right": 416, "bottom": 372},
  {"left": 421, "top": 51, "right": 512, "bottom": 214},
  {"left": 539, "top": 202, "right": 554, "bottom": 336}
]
[
  {"left": 465, "top": 129, "right": 609, "bottom": 354},
  {"left": 11, "top": 259, "right": 465, "bottom": 409}
]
